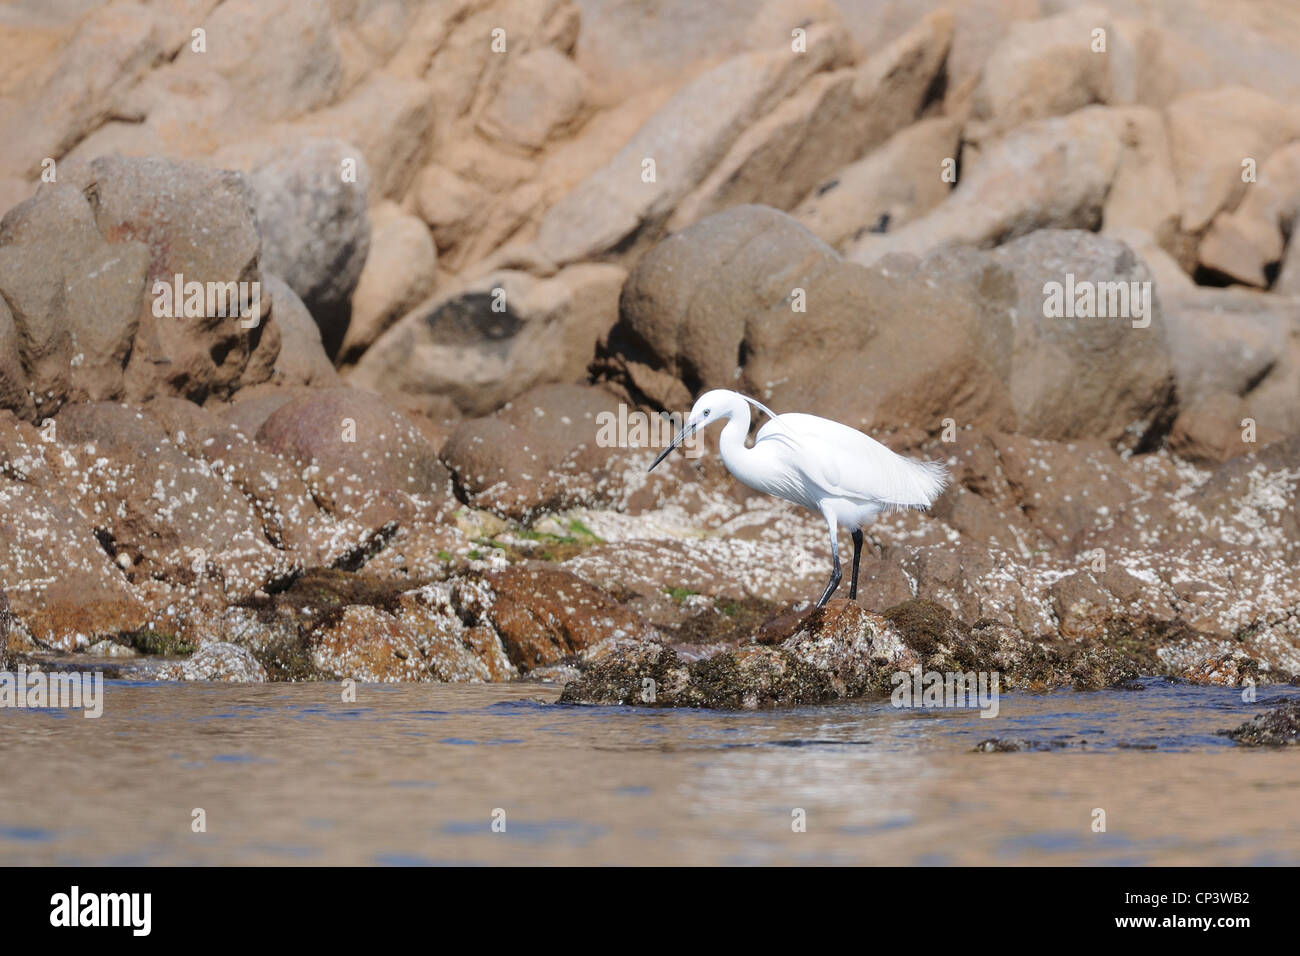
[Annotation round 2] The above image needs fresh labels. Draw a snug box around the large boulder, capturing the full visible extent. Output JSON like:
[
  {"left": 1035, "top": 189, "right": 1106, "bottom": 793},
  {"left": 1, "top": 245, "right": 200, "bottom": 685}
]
[
  {"left": 604, "top": 205, "right": 1174, "bottom": 449},
  {"left": 0, "top": 155, "right": 275, "bottom": 418}
]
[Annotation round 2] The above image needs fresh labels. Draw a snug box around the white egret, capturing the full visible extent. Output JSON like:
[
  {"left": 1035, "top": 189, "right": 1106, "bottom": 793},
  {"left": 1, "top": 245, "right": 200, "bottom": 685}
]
[{"left": 648, "top": 389, "right": 949, "bottom": 607}]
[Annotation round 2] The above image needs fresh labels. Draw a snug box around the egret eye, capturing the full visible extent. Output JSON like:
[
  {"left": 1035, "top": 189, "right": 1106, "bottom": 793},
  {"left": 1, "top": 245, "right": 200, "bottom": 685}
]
[{"left": 703, "top": 408, "right": 711, "bottom": 417}]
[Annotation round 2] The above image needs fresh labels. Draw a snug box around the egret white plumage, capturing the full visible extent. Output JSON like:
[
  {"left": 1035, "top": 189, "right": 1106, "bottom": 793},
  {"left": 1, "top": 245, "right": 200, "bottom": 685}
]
[{"left": 648, "top": 389, "right": 949, "bottom": 608}]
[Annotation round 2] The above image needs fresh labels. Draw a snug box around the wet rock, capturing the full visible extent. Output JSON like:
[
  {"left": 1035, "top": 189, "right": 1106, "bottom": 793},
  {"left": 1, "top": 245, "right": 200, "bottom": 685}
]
[
  {"left": 454, "top": 564, "right": 659, "bottom": 671},
  {"left": 1224, "top": 699, "right": 1300, "bottom": 747},
  {"left": 1178, "top": 653, "right": 1260, "bottom": 687},
  {"left": 561, "top": 599, "right": 916, "bottom": 708},
  {"left": 151, "top": 642, "right": 268, "bottom": 683},
  {"left": 310, "top": 605, "right": 429, "bottom": 682},
  {"left": 0, "top": 589, "right": 13, "bottom": 670},
  {"left": 973, "top": 737, "right": 1077, "bottom": 753}
]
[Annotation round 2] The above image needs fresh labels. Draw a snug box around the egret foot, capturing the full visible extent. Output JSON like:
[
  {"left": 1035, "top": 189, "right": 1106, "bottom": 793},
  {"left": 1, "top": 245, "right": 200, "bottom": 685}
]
[{"left": 816, "top": 555, "right": 842, "bottom": 608}]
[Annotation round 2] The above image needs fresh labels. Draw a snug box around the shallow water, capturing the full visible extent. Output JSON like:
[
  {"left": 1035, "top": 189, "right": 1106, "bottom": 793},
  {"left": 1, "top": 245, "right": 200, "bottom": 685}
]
[{"left": 1, "top": 678, "right": 1298, "bottom": 865}]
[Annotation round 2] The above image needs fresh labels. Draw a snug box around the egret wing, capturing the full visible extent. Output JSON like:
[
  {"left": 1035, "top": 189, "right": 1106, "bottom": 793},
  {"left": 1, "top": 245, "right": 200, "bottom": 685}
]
[{"left": 755, "top": 413, "right": 947, "bottom": 510}]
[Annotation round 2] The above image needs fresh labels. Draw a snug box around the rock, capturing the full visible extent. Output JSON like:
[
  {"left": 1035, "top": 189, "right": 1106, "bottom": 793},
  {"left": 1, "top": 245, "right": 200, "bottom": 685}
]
[
  {"left": 969, "top": 6, "right": 1116, "bottom": 139},
  {"left": 559, "top": 594, "right": 1139, "bottom": 709},
  {"left": 478, "top": 47, "right": 588, "bottom": 150},
  {"left": 412, "top": 164, "right": 489, "bottom": 256},
  {"left": 72, "top": 155, "right": 270, "bottom": 406},
  {"left": 139, "top": 396, "right": 369, "bottom": 568},
  {"left": 1278, "top": 234, "right": 1300, "bottom": 295},
  {"left": 1168, "top": 393, "right": 1255, "bottom": 465},
  {"left": 978, "top": 229, "right": 1176, "bottom": 448},
  {"left": 242, "top": 138, "right": 371, "bottom": 358},
  {"left": 348, "top": 263, "right": 625, "bottom": 416},
  {"left": 310, "top": 605, "right": 429, "bottom": 682},
  {"left": 396, "top": 585, "right": 518, "bottom": 682},
  {"left": 665, "top": 12, "right": 953, "bottom": 230},
  {"left": 0, "top": 589, "right": 11, "bottom": 670},
  {"left": 255, "top": 386, "right": 450, "bottom": 522},
  {"left": 1224, "top": 699, "right": 1300, "bottom": 746},
  {"left": 298, "top": 74, "right": 434, "bottom": 199},
  {"left": 607, "top": 206, "right": 1174, "bottom": 449},
  {"left": 453, "top": 564, "right": 658, "bottom": 671},
  {"left": 1104, "top": 226, "right": 1194, "bottom": 296},
  {"left": 535, "top": 25, "right": 851, "bottom": 264},
  {"left": 153, "top": 642, "right": 268, "bottom": 682},
  {"left": 53, "top": 401, "right": 298, "bottom": 600},
  {"left": 848, "top": 106, "right": 1175, "bottom": 267},
  {"left": 0, "top": 425, "right": 149, "bottom": 652},
  {"left": 0, "top": 2, "right": 167, "bottom": 177},
  {"left": 1161, "top": 288, "right": 1291, "bottom": 407},
  {"left": 0, "top": 182, "right": 149, "bottom": 418},
  {"left": 338, "top": 202, "right": 437, "bottom": 365},
  {"left": 792, "top": 117, "right": 962, "bottom": 250},
  {"left": 1198, "top": 142, "right": 1300, "bottom": 286},
  {"left": 572, "top": 0, "right": 844, "bottom": 96},
  {"left": 0, "top": 295, "right": 33, "bottom": 419},
  {"left": 1178, "top": 652, "right": 1259, "bottom": 686},
  {"left": 262, "top": 274, "right": 342, "bottom": 388},
  {"left": 1165, "top": 87, "right": 1300, "bottom": 233},
  {"left": 438, "top": 383, "right": 626, "bottom": 519}
]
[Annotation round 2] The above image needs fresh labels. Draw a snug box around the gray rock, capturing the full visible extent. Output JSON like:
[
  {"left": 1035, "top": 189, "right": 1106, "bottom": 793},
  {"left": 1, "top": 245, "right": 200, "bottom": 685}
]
[{"left": 244, "top": 138, "right": 371, "bottom": 358}]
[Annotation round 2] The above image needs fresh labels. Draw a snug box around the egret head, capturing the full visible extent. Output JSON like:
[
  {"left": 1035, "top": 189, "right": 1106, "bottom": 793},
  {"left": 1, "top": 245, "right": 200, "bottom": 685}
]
[{"left": 647, "top": 389, "right": 739, "bottom": 472}]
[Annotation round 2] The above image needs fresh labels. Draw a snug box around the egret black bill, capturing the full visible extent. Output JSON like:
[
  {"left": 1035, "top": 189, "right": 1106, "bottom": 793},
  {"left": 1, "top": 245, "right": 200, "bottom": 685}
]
[{"left": 647, "top": 422, "right": 695, "bottom": 472}]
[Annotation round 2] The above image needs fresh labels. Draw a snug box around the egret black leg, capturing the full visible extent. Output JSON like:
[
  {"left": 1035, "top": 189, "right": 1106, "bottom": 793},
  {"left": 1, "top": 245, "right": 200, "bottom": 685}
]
[
  {"left": 816, "top": 510, "right": 842, "bottom": 608},
  {"left": 816, "top": 555, "right": 842, "bottom": 608},
  {"left": 849, "top": 529, "right": 863, "bottom": 600}
]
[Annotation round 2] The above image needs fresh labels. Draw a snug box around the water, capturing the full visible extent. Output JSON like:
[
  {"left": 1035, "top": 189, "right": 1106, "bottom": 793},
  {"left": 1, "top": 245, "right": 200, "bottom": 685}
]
[{"left": 2, "top": 679, "right": 1298, "bottom": 865}]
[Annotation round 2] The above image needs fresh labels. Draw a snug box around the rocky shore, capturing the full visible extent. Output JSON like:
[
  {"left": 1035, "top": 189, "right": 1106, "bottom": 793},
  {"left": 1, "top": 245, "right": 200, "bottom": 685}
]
[{"left": 1, "top": 2, "right": 1298, "bottom": 742}]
